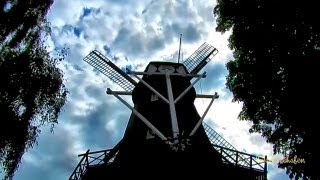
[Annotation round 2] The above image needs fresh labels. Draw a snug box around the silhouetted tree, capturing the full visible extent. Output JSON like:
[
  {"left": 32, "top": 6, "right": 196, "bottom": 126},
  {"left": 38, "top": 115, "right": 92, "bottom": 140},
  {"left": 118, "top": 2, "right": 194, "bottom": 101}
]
[
  {"left": 214, "top": 0, "right": 318, "bottom": 179},
  {"left": 0, "top": 0, "right": 67, "bottom": 179}
]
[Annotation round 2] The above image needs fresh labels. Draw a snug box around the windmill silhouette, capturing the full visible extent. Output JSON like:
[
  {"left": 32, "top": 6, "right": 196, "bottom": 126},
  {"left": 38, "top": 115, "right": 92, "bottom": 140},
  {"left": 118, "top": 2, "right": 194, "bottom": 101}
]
[{"left": 69, "top": 42, "right": 268, "bottom": 179}]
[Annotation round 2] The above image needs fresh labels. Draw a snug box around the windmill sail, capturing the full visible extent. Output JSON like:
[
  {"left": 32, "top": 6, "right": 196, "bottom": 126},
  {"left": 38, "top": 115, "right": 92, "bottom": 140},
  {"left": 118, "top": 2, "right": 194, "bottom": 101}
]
[
  {"left": 183, "top": 42, "right": 218, "bottom": 74},
  {"left": 83, "top": 50, "right": 137, "bottom": 92}
]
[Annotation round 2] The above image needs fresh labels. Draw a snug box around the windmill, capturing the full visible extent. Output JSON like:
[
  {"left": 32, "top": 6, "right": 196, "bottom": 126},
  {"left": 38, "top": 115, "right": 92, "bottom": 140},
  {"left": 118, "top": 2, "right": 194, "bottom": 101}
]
[{"left": 69, "top": 42, "right": 268, "bottom": 179}]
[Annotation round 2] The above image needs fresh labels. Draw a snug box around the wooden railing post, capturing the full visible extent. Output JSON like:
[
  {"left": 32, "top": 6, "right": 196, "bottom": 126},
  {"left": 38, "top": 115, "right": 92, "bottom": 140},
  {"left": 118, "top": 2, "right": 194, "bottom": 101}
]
[
  {"left": 85, "top": 150, "right": 90, "bottom": 167},
  {"left": 264, "top": 155, "right": 268, "bottom": 179},
  {"left": 236, "top": 151, "right": 238, "bottom": 165}
]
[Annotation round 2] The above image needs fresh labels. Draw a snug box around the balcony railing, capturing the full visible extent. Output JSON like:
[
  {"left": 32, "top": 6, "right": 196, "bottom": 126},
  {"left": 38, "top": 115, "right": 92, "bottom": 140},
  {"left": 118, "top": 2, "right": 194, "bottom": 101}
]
[
  {"left": 203, "top": 122, "right": 267, "bottom": 173},
  {"left": 69, "top": 123, "right": 268, "bottom": 180},
  {"left": 69, "top": 147, "right": 118, "bottom": 180}
]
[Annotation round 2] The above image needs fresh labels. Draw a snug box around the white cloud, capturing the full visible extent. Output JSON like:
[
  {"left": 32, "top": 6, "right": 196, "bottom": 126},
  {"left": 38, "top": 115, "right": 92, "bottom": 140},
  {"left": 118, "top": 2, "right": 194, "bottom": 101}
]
[
  {"left": 48, "top": 0, "right": 84, "bottom": 27},
  {"left": 207, "top": 29, "right": 234, "bottom": 64}
]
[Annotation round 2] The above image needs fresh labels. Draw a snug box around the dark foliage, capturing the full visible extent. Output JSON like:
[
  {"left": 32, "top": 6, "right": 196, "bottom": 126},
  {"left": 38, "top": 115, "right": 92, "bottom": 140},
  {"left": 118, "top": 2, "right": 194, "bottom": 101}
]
[
  {"left": 214, "top": 0, "right": 318, "bottom": 179},
  {"left": 0, "top": 0, "right": 67, "bottom": 179}
]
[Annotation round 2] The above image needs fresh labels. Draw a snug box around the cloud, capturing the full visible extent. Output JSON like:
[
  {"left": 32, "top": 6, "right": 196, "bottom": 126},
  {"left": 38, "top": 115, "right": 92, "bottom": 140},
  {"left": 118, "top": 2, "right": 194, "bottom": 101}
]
[
  {"left": 268, "top": 163, "right": 290, "bottom": 180},
  {"left": 201, "top": 62, "right": 227, "bottom": 91},
  {"left": 14, "top": 124, "right": 82, "bottom": 180},
  {"left": 80, "top": 101, "right": 129, "bottom": 149},
  {"left": 48, "top": 0, "right": 84, "bottom": 27},
  {"left": 48, "top": 0, "right": 216, "bottom": 61}
]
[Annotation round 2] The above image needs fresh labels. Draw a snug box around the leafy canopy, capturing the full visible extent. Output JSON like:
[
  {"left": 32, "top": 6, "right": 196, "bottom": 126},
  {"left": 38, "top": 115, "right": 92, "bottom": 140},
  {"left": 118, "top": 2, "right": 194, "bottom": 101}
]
[
  {"left": 214, "top": 0, "right": 318, "bottom": 179},
  {"left": 0, "top": 0, "right": 67, "bottom": 179}
]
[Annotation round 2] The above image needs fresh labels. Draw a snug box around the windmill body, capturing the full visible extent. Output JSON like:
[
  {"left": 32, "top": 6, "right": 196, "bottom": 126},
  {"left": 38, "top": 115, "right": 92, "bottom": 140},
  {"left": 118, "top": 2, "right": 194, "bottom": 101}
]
[
  {"left": 106, "top": 62, "right": 222, "bottom": 178},
  {"left": 69, "top": 43, "right": 268, "bottom": 180}
]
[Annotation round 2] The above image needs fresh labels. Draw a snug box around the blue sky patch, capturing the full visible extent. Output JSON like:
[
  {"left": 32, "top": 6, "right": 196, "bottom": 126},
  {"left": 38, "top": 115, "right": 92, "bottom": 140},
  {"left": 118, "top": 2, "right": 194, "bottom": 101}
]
[{"left": 73, "top": 27, "right": 82, "bottom": 37}]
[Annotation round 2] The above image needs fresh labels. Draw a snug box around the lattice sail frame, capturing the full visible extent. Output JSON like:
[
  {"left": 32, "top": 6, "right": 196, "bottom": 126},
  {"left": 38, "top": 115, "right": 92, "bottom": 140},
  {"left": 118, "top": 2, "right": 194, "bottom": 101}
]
[
  {"left": 183, "top": 42, "right": 218, "bottom": 74},
  {"left": 83, "top": 50, "right": 137, "bottom": 92},
  {"left": 204, "top": 123, "right": 252, "bottom": 167}
]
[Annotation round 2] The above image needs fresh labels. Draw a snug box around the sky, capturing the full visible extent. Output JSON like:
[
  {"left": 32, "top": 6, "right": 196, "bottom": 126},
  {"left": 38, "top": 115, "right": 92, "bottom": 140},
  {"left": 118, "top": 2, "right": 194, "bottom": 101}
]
[{"left": 1, "top": 0, "right": 291, "bottom": 179}]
